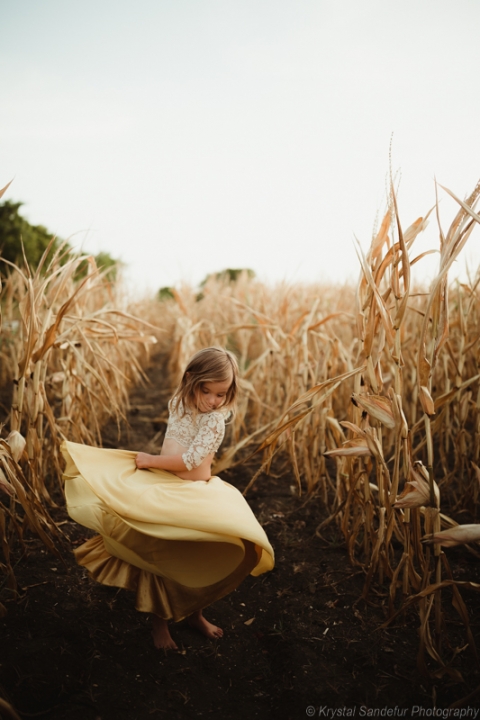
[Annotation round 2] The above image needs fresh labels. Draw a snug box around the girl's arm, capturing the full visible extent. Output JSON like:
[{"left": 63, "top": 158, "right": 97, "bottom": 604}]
[
  {"left": 135, "top": 452, "right": 188, "bottom": 472},
  {"left": 136, "top": 411, "right": 225, "bottom": 476}
]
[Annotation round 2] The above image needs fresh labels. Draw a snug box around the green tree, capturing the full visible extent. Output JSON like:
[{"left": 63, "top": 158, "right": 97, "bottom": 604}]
[
  {"left": 0, "top": 200, "right": 119, "bottom": 278},
  {"left": 158, "top": 286, "right": 175, "bottom": 302},
  {"left": 76, "top": 251, "right": 120, "bottom": 282},
  {"left": 200, "top": 268, "right": 255, "bottom": 287},
  {"left": 0, "top": 201, "right": 61, "bottom": 269}
]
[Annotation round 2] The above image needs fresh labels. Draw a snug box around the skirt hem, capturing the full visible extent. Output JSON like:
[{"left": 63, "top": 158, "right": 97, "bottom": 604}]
[{"left": 75, "top": 534, "right": 260, "bottom": 622}]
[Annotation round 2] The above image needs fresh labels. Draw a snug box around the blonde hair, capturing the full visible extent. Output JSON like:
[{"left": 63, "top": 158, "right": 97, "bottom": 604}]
[{"left": 172, "top": 347, "right": 239, "bottom": 415}]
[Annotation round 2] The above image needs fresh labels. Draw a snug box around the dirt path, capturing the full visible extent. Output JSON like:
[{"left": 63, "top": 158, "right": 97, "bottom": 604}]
[{"left": 1, "top": 353, "right": 479, "bottom": 719}]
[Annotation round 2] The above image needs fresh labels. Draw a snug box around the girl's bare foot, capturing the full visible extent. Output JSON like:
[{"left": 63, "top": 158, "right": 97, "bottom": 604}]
[
  {"left": 187, "top": 610, "right": 223, "bottom": 639},
  {"left": 152, "top": 615, "right": 178, "bottom": 650}
]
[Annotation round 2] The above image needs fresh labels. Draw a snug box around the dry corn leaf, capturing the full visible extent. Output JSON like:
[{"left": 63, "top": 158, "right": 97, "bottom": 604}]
[
  {"left": 0, "top": 179, "right": 13, "bottom": 199},
  {"left": 324, "top": 438, "right": 372, "bottom": 457},
  {"left": 418, "top": 386, "right": 435, "bottom": 416},
  {"left": 351, "top": 393, "right": 395, "bottom": 429},
  {"left": 0, "top": 468, "right": 15, "bottom": 497},
  {"left": 422, "top": 524, "right": 480, "bottom": 547},
  {"left": 394, "top": 462, "right": 439, "bottom": 509},
  {"left": 5, "top": 431, "right": 26, "bottom": 462}
]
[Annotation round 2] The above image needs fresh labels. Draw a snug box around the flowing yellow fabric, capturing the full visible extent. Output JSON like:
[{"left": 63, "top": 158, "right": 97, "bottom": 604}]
[{"left": 62, "top": 441, "right": 274, "bottom": 621}]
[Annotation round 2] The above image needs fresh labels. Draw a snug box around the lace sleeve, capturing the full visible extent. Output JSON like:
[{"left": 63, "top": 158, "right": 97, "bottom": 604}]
[{"left": 182, "top": 411, "right": 226, "bottom": 471}]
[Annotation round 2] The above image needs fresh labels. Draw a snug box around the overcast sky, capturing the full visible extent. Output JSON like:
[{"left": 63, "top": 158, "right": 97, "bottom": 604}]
[{"left": 1, "top": 0, "right": 479, "bottom": 294}]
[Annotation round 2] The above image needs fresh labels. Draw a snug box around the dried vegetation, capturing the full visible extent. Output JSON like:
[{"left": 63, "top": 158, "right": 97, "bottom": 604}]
[
  {"left": 2, "top": 177, "right": 480, "bottom": 685},
  {"left": 153, "top": 179, "right": 480, "bottom": 681},
  {"left": 0, "top": 178, "right": 158, "bottom": 615}
]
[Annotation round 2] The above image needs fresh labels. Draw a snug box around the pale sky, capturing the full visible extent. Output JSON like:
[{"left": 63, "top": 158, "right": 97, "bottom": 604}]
[{"left": 1, "top": 0, "right": 479, "bottom": 294}]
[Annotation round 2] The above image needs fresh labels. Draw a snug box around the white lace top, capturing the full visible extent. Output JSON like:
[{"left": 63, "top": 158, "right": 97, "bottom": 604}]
[{"left": 164, "top": 398, "right": 230, "bottom": 471}]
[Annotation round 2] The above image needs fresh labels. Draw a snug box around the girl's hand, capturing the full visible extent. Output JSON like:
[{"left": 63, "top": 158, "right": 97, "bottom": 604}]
[{"left": 135, "top": 452, "right": 155, "bottom": 469}]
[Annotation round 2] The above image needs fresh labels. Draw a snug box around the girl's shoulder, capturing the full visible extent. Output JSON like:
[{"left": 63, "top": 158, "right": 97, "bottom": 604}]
[
  {"left": 200, "top": 407, "right": 231, "bottom": 422},
  {"left": 168, "top": 396, "right": 187, "bottom": 417}
]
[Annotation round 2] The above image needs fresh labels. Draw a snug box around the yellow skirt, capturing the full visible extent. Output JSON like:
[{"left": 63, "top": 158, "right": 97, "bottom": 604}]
[{"left": 62, "top": 441, "right": 274, "bottom": 621}]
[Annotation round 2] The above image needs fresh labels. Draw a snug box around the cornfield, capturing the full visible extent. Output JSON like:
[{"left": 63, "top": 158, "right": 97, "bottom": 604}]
[
  {"left": 0, "top": 189, "right": 159, "bottom": 613},
  {"left": 1, "top": 177, "right": 480, "bottom": 683},
  {"left": 149, "top": 178, "right": 480, "bottom": 679}
]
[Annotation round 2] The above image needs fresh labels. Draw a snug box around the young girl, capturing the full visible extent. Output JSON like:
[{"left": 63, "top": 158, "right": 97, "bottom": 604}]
[{"left": 62, "top": 347, "right": 274, "bottom": 650}]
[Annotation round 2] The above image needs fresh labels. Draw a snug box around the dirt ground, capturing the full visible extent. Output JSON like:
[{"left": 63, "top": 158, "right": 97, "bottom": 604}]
[{"left": 1, "top": 354, "right": 480, "bottom": 719}]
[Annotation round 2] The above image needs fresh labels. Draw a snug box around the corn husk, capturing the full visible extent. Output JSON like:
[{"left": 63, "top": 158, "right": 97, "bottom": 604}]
[
  {"left": 5, "top": 431, "right": 26, "bottom": 462},
  {"left": 423, "top": 524, "right": 480, "bottom": 547}
]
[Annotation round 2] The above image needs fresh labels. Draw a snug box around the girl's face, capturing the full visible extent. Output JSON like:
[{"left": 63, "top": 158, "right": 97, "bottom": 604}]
[{"left": 195, "top": 376, "right": 232, "bottom": 413}]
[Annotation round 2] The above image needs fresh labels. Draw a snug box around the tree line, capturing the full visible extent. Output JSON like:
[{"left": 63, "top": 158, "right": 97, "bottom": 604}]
[{"left": 0, "top": 201, "right": 117, "bottom": 277}]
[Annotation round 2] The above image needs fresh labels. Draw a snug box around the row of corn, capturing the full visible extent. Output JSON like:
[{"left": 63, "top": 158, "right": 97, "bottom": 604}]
[
  {"left": 155, "top": 180, "right": 480, "bottom": 679},
  {"left": 0, "top": 183, "right": 159, "bottom": 614}
]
